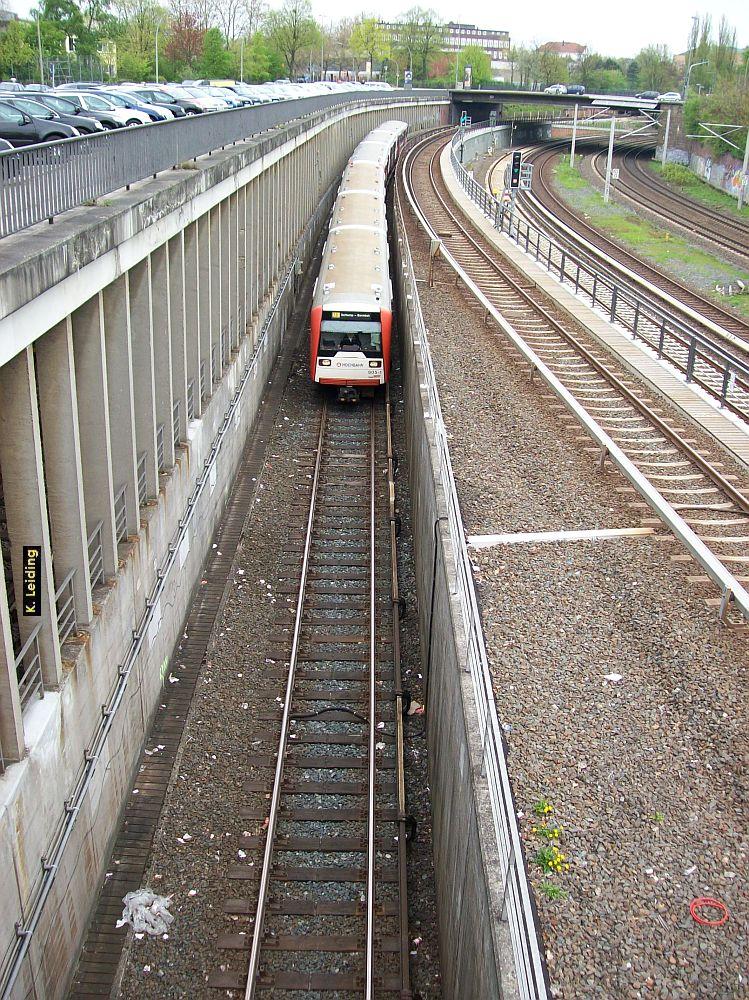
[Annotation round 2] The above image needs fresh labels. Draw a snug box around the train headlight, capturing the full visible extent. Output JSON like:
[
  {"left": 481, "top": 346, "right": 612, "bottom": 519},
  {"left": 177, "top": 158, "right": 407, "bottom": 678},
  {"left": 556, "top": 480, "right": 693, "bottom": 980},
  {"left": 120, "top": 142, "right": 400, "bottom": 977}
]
[
  {"left": 319, "top": 359, "right": 332, "bottom": 366},
  {"left": 369, "top": 360, "right": 381, "bottom": 368}
]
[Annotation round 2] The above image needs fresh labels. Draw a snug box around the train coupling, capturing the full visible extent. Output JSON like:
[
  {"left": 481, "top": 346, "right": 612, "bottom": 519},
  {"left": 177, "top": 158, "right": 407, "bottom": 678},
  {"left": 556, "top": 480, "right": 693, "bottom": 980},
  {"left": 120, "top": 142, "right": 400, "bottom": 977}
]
[{"left": 337, "top": 386, "right": 360, "bottom": 404}]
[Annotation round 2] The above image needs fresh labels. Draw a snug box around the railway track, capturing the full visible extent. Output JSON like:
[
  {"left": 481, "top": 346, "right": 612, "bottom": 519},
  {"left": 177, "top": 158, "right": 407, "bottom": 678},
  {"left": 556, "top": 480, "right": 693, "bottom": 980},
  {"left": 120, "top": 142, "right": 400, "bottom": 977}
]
[
  {"left": 491, "top": 145, "right": 749, "bottom": 346},
  {"left": 209, "top": 394, "right": 411, "bottom": 996},
  {"left": 592, "top": 146, "right": 749, "bottom": 264},
  {"left": 403, "top": 132, "right": 749, "bottom": 624}
]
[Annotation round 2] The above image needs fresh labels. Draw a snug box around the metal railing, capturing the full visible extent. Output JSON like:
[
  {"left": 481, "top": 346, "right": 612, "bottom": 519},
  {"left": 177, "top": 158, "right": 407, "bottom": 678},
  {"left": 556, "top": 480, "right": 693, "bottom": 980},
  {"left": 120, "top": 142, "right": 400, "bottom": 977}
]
[
  {"left": 200, "top": 360, "right": 207, "bottom": 401},
  {"left": 211, "top": 344, "right": 219, "bottom": 384},
  {"left": 450, "top": 130, "right": 749, "bottom": 422},
  {"left": 87, "top": 521, "right": 104, "bottom": 590},
  {"left": 114, "top": 484, "right": 128, "bottom": 543},
  {"left": 187, "top": 379, "right": 195, "bottom": 422},
  {"left": 172, "top": 399, "right": 181, "bottom": 447},
  {"left": 137, "top": 451, "right": 147, "bottom": 507},
  {"left": 0, "top": 91, "right": 444, "bottom": 240},
  {"left": 394, "top": 191, "right": 548, "bottom": 997},
  {"left": 55, "top": 569, "right": 77, "bottom": 646},
  {"left": 156, "top": 423, "right": 165, "bottom": 471},
  {"left": 16, "top": 624, "right": 44, "bottom": 710},
  {"left": 221, "top": 328, "right": 230, "bottom": 368}
]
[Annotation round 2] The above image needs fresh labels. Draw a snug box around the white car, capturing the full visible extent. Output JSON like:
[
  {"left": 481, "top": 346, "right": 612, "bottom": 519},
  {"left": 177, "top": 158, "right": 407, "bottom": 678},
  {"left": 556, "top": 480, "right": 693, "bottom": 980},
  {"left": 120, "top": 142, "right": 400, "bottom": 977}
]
[
  {"left": 544, "top": 84, "right": 567, "bottom": 95},
  {"left": 658, "top": 91, "right": 682, "bottom": 102},
  {"left": 60, "top": 91, "right": 151, "bottom": 126}
]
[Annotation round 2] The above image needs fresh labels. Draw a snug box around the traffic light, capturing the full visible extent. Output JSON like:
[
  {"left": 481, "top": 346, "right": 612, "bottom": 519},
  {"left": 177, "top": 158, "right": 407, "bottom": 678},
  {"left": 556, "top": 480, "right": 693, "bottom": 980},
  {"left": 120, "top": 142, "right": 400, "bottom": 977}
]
[{"left": 510, "top": 151, "right": 522, "bottom": 188}]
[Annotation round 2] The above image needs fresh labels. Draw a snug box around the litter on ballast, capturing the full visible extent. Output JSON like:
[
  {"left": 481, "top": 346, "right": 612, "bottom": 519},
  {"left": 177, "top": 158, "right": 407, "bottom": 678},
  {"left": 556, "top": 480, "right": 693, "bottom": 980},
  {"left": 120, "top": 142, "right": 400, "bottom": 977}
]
[
  {"left": 603, "top": 673, "right": 623, "bottom": 683},
  {"left": 116, "top": 890, "right": 174, "bottom": 936}
]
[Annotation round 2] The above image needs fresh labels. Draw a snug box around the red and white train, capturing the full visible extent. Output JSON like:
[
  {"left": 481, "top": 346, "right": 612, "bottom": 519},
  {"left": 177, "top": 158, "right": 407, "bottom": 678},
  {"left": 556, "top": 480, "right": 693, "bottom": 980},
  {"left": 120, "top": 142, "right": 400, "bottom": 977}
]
[{"left": 310, "top": 120, "right": 409, "bottom": 401}]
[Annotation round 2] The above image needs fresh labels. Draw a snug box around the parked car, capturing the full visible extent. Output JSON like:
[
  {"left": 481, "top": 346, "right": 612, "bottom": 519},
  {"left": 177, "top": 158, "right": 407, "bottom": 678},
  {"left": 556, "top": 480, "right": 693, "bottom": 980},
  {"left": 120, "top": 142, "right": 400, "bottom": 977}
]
[
  {"left": 117, "top": 86, "right": 188, "bottom": 117},
  {"left": 92, "top": 88, "right": 171, "bottom": 121},
  {"left": 0, "top": 81, "right": 24, "bottom": 92},
  {"left": 0, "top": 100, "right": 79, "bottom": 145},
  {"left": 543, "top": 84, "right": 567, "bottom": 95},
  {"left": 566, "top": 84, "right": 585, "bottom": 95},
  {"left": 658, "top": 91, "right": 682, "bottom": 102},
  {"left": 25, "top": 90, "right": 122, "bottom": 129},
  {"left": 635, "top": 90, "right": 659, "bottom": 100},
  {"left": 59, "top": 90, "right": 151, "bottom": 126},
  {"left": 1, "top": 95, "right": 106, "bottom": 134},
  {"left": 180, "top": 86, "right": 231, "bottom": 111}
]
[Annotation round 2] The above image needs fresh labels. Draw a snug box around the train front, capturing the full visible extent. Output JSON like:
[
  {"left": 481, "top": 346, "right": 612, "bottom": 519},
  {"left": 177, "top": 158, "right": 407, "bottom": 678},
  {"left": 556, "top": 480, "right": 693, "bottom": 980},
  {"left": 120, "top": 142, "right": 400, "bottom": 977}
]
[{"left": 310, "top": 297, "right": 391, "bottom": 401}]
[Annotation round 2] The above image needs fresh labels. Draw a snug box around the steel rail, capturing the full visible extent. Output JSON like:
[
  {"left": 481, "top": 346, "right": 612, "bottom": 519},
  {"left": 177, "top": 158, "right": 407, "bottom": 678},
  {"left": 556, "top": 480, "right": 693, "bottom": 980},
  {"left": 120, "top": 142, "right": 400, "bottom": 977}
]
[
  {"left": 365, "top": 399, "right": 377, "bottom": 1000},
  {"left": 243, "top": 402, "right": 328, "bottom": 999},
  {"left": 473, "top": 154, "right": 749, "bottom": 514},
  {"left": 608, "top": 147, "right": 749, "bottom": 259},
  {"left": 385, "top": 385, "right": 411, "bottom": 997},
  {"left": 407, "top": 130, "right": 749, "bottom": 622},
  {"left": 493, "top": 143, "right": 749, "bottom": 350}
]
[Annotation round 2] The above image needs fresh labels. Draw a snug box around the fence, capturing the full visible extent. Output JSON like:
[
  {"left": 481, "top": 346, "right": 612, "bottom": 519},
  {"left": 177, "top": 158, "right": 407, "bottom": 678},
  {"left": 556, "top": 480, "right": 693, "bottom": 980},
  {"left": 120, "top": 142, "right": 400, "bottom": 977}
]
[
  {"left": 450, "top": 129, "right": 749, "bottom": 422},
  {"left": 0, "top": 90, "right": 444, "bottom": 240},
  {"left": 55, "top": 570, "right": 77, "bottom": 646},
  {"left": 16, "top": 625, "right": 44, "bottom": 711},
  {"left": 394, "top": 191, "right": 548, "bottom": 998},
  {"left": 87, "top": 521, "right": 104, "bottom": 589}
]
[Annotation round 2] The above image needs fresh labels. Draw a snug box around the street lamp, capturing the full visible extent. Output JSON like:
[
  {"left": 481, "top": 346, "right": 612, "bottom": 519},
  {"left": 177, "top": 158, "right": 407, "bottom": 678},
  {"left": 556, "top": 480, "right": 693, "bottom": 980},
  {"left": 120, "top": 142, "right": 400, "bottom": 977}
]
[
  {"left": 154, "top": 20, "right": 163, "bottom": 83},
  {"left": 240, "top": 37, "right": 245, "bottom": 82},
  {"left": 684, "top": 60, "right": 708, "bottom": 98}
]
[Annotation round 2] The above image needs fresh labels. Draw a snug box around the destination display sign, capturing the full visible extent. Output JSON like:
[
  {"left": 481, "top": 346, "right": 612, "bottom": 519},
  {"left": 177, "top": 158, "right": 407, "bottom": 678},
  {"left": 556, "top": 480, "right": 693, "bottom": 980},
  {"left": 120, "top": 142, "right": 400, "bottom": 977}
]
[{"left": 325, "top": 310, "right": 381, "bottom": 321}]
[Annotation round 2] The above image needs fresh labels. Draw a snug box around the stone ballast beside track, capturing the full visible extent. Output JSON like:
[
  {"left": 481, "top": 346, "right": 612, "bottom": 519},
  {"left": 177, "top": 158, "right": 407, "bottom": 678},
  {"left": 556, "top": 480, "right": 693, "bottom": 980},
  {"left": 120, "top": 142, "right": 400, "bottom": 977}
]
[{"left": 400, "top": 134, "right": 748, "bottom": 999}]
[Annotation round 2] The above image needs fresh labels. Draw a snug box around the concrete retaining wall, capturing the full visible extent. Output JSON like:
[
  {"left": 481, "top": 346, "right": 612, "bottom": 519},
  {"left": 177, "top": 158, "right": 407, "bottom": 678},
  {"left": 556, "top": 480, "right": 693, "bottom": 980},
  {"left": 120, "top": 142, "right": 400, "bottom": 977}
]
[
  {"left": 0, "top": 97, "right": 448, "bottom": 1000},
  {"left": 393, "top": 233, "right": 517, "bottom": 1000}
]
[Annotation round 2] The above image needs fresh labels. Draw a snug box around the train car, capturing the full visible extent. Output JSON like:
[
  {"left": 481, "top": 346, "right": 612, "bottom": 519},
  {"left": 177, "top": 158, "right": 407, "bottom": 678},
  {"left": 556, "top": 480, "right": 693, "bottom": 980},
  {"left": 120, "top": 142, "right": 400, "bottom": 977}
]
[{"left": 310, "top": 120, "right": 409, "bottom": 402}]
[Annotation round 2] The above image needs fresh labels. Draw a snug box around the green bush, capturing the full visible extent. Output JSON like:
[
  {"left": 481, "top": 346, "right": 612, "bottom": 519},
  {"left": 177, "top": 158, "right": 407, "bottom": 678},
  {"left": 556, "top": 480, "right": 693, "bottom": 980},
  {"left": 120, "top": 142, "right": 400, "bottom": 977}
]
[{"left": 662, "top": 163, "right": 694, "bottom": 187}]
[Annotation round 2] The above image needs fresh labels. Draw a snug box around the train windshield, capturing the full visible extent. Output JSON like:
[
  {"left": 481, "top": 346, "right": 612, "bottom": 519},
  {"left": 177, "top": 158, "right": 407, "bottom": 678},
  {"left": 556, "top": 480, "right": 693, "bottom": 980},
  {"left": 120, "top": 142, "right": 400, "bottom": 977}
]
[{"left": 319, "top": 320, "right": 382, "bottom": 357}]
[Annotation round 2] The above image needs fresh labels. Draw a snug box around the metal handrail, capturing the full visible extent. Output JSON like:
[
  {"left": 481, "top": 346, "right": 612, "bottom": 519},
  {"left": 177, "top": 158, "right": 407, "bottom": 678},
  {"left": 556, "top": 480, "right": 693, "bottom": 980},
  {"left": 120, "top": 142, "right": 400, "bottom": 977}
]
[
  {"left": 114, "top": 484, "right": 127, "bottom": 543},
  {"left": 395, "top": 179, "right": 549, "bottom": 996},
  {"left": 0, "top": 91, "right": 445, "bottom": 240},
  {"left": 187, "top": 379, "right": 195, "bottom": 422},
  {"left": 200, "top": 360, "right": 207, "bottom": 401},
  {"left": 137, "top": 451, "right": 147, "bottom": 507},
  {"left": 87, "top": 521, "right": 104, "bottom": 589},
  {"left": 55, "top": 569, "right": 77, "bottom": 646},
  {"left": 172, "top": 399, "right": 181, "bottom": 447},
  {"left": 156, "top": 423, "right": 165, "bottom": 471},
  {"left": 450, "top": 129, "right": 749, "bottom": 421},
  {"left": 16, "top": 623, "right": 44, "bottom": 710}
]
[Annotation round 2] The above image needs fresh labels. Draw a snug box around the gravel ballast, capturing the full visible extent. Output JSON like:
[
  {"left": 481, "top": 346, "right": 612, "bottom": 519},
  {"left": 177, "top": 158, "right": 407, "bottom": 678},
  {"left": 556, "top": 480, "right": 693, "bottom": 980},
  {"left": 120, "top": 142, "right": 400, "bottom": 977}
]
[
  {"left": 408, "top": 230, "right": 747, "bottom": 999},
  {"left": 111, "top": 327, "right": 441, "bottom": 996}
]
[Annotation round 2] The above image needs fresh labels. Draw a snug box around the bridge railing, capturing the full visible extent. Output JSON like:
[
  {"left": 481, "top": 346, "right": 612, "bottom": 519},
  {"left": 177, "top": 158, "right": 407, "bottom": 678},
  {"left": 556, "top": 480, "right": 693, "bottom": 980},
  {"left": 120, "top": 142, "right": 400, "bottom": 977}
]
[
  {"left": 0, "top": 90, "right": 444, "bottom": 240},
  {"left": 450, "top": 128, "right": 749, "bottom": 422}
]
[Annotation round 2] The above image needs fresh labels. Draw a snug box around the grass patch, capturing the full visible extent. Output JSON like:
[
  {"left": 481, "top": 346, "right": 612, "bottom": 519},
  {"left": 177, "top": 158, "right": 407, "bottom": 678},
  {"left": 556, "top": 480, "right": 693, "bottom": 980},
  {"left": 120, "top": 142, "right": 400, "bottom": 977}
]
[
  {"left": 539, "top": 881, "right": 568, "bottom": 901},
  {"left": 550, "top": 158, "right": 749, "bottom": 304},
  {"left": 651, "top": 161, "right": 749, "bottom": 219},
  {"left": 554, "top": 160, "right": 589, "bottom": 191}
]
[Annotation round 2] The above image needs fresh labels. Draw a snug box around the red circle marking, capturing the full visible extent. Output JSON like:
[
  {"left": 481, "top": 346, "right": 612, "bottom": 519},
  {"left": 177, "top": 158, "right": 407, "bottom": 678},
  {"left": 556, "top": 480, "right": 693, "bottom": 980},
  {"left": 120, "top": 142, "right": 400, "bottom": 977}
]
[{"left": 689, "top": 897, "right": 729, "bottom": 927}]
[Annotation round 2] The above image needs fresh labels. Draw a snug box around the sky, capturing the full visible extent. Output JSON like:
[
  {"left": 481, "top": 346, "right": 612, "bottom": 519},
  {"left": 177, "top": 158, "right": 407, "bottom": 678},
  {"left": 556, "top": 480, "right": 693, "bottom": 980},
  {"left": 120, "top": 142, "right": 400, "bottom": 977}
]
[{"left": 8, "top": 0, "right": 749, "bottom": 59}]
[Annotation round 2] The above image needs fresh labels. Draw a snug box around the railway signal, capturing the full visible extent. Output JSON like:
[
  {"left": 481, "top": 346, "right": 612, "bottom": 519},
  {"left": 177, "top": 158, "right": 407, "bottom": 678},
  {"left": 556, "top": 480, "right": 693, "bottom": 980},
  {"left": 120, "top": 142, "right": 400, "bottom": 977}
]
[{"left": 510, "top": 150, "right": 522, "bottom": 188}]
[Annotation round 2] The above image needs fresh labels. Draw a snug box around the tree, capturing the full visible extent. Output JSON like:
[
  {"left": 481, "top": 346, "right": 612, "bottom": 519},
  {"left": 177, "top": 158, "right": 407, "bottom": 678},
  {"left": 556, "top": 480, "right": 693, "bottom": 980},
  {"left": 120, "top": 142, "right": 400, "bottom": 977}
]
[
  {"left": 636, "top": 45, "right": 677, "bottom": 92},
  {"left": 537, "top": 48, "right": 568, "bottom": 88},
  {"left": 394, "top": 7, "right": 443, "bottom": 84},
  {"left": 164, "top": 9, "right": 203, "bottom": 67},
  {"left": 265, "top": 0, "right": 317, "bottom": 79},
  {"left": 458, "top": 44, "right": 491, "bottom": 88},
  {"left": 239, "top": 29, "right": 280, "bottom": 80},
  {"left": 200, "top": 26, "right": 232, "bottom": 75},
  {"left": 350, "top": 16, "right": 386, "bottom": 79},
  {"left": 0, "top": 20, "right": 35, "bottom": 78}
]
